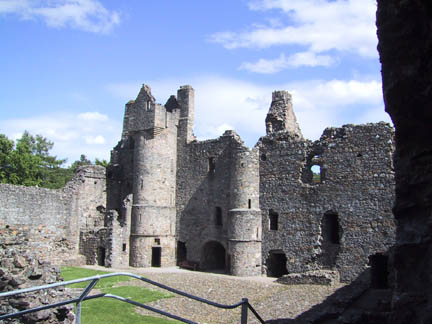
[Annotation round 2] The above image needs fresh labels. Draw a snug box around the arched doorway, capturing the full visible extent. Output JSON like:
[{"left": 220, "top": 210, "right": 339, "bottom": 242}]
[{"left": 201, "top": 241, "right": 226, "bottom": 272}]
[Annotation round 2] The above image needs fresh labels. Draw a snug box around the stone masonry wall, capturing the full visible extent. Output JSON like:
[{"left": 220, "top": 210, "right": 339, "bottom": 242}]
[
  {"left": 377, "top": 1, "right": 432, "bottom": 322},
  {"left": 0, "top": 165, "right": 107, "bottom": 266},
  {"left": 0, "top": 184, "right": 77, "bottom": 265},
  {"left": 258, "top": 122, "right": 395, "bottom": 282}
]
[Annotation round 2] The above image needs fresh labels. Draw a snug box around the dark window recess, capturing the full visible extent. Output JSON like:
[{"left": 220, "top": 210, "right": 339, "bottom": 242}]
[
  {"left": 266, "top": 250, "right": 288, "bottom": 278},
  {"left": 209, "top": 157, "right": 216, "bottom": 174},
  {"left": 151, "top": 247, "right": 161, "bottom": 267},
  {"left": 215, "top": 207, "right": 223, "bottom": 226},
  {"left": 248, "top": 199, "right": 252, "bottom": 209},
  {"left": 261, "top": 154, "right": 267, "bottom": 161},
  {"left": 122, "top": 243, "right": 127, "bottom": 252},
  {"left": 369, "top": 254, "right": 389, "bottom": 289},
  {"left": 155, "top": 238, "right": 161, "bottom": 245},
  {"left": 269, "top": 209, "right": 279, "bottom": 230},
  {"left": 322, "top": 212, "right": 340, "bottom": 244}
]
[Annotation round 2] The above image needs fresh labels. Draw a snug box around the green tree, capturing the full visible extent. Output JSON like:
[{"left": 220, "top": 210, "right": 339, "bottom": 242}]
[
  {"left": 95, "top": 158, "right": 109, "bottom": 168},
  {"left": 70, "top": 154, "right": 92, "bottom": 172},
  {"left": 0, "top": 134, "right": 14, "bottom": 183},
  {"left": 0, "top": 132, "right": 72, "bottom": 188}
]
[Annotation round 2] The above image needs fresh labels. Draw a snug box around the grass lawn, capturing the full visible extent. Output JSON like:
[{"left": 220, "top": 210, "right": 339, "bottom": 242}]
[{"left": 61, "top": 267, "right": 179, "bottom": 324}]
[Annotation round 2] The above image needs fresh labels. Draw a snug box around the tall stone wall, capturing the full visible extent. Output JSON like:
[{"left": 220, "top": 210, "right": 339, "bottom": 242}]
[
  {"left": 258, "top": 122, "right": 396, "bottom": 282},
  {"left": 176, "top": 132, "right": 236, "bottom": 267}
]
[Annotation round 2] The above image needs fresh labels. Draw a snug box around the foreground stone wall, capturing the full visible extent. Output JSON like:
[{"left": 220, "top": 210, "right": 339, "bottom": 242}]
[{"left": 377, "top": 1, "right": 432, "bottom": 322}]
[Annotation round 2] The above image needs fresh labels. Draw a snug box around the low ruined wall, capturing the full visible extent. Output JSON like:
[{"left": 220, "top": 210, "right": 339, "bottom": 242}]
[
  {"left": 0, "top": 165, "right": 106, "bottom": 266},
  {"left": 0, "top": 184, "right": 77, "bottom": 264}
]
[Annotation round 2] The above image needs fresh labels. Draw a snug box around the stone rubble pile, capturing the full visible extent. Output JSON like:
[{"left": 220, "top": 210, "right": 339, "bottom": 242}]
[{"left": 0, "top": 229, "right": 75, "bottom": 324}]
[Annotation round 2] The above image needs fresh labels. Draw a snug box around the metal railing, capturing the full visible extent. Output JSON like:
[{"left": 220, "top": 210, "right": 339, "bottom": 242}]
[{"left": 0, "top": 272, "right": 265, "bottom": 324}]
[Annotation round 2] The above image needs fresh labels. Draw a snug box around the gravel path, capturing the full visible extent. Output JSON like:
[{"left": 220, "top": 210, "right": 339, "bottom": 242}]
[{"left": 82, "top": 265, "right": 343, "bottom": 324}]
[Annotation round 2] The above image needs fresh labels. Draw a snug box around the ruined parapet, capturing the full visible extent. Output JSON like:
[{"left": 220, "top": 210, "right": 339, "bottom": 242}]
[
  {"left": 228, "top": 143, "right": 262, "bottom": 276},
  {"left": 265, "top": 90, "right": 302, "bottom": 138},
  {"left": 122, "top": 84, "right": 180, "bottom": 138}
]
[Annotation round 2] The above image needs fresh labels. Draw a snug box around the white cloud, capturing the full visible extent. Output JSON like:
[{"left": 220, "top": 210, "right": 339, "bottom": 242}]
[
  {"left": 0, "top": 111, "right": 120, "bottom": 164},
  {"left": 85, "top": 135, "right": 105, "bottom": 144},
  {"left": 239, "top": 52, "right": 334, "bottom": 73},
  {"left": 0, "top": 0, "right": 120, "bottom": 33},
  {"left": 78, "top": 112, "right": 108, "bottom": 121},
  {"left": 210, "top": 0, "right": 378, "bottom": 73},
  {"left": 106, "top": 76, "right": 390, "bottom": 147}
]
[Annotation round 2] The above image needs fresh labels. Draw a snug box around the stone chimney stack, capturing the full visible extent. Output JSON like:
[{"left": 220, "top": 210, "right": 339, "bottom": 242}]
[{"left": 265, "top": 90, "right": 302, "bottom": 138}]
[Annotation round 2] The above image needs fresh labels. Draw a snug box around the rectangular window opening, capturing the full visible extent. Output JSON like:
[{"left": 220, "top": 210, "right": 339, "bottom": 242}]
[
  {"left": 209, "top": 157, "right": 216, "bottom": 174},
  {"left": 215, "top": 207, "right": 223, "bottom": 226}
]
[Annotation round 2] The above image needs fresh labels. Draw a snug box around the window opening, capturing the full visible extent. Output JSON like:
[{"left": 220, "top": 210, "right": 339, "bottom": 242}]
[
  {"left": 122, "top": 243, "right": 127, "bottom": 252},
  {"left": 155, "top": 238, "right": 161, "bottom": 245},
  {"left": 311, "top": 165, "right": 321, "bottom": 183},
  {"left": 261, "top": 154, "right": 267, "bottom": 161},
  {"left": 248, "top": 199, "right": 252, "bottom": 209},
  {"left": 322, "top": 212, "right": 340, "bottom": 244},
  {"left": 151, "top": 247, "right": 161, "bottom": 267},
  {"left": 369, "top": 254, "right": 389, "bottom": 289},
  {"left": 215, "top": 207, "right": 222, "bottom": 226},
  {"left": 269, "top": 209, "right": 279, "bottom": 230},
  {"left": 209, "top": 157, "right": 216, "bottom": 174}
]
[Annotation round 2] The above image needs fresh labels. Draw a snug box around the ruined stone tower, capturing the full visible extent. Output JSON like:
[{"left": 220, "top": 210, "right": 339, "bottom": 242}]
[{"left": 126, "top": 85, "right": 180, "bottom": 267}]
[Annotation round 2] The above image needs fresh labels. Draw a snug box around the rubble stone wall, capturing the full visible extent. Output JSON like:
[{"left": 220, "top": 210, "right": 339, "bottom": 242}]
[{"left": 258, "top": 123, "right": 396, "bottom": 282}]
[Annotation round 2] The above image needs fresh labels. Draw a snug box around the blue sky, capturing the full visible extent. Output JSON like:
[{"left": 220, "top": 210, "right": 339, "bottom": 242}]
[{"left": 0, "top": 0, "right": 389, "bottom": 164}]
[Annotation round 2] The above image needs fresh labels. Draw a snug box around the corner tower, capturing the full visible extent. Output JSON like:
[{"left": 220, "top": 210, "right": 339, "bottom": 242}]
[
  {"left": 127, "top": 85, "right": 180, "bottom": 267},
  {"left": 227, "top": 141, "right": 262, "bottom": 276}
]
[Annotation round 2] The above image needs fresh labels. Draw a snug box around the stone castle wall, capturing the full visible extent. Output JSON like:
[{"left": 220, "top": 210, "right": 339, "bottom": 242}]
[
  {"left": 259, "top": 122, "right": 395, "bottom": 282},
  {"left": 0, "top": 183, "right": 77, "bottom": 264},
  {"left": 0, "top": 165, "right": 107, "bottom": 266},
  {"left": 0, "top": 84, "right": 396, "bottom": 283}
]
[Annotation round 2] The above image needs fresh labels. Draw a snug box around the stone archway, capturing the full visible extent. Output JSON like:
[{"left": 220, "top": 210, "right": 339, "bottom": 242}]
[{"left": 201, "top": 241, "right": 226, "bottom": 272}]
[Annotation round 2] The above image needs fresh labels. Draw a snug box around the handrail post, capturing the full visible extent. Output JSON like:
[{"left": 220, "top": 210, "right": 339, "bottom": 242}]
[
  {"left": 241, "top": 298, "right": 248, "bottom": 324},
  {"left": 75, "top": 278, "right": 99, "bottom": 324}
]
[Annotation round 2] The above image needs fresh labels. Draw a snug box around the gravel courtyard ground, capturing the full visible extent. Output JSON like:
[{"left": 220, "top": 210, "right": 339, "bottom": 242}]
[{"left": 83, "top": 265, "right": 343, "bottom": 324}]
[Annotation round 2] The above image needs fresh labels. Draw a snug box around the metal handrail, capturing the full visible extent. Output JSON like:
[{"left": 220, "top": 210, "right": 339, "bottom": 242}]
[{"left": 0, "top": 272, "right": 265, "bottom": 324}]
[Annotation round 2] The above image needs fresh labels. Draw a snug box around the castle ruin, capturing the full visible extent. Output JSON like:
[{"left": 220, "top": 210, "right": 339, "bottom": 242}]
[{"left": 0, "top": 85, "right": 396, "bottom": 282}]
